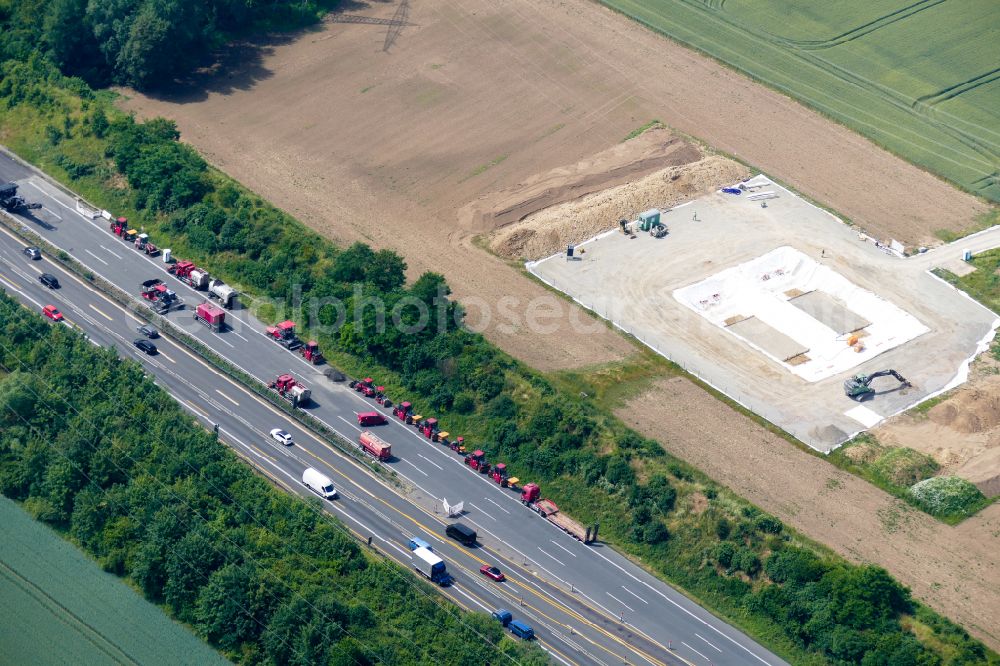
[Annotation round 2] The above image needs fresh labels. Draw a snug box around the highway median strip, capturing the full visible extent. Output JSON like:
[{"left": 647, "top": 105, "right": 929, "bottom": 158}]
[{"left": 0, "top": 210, "right": 398, "bottom": 491}]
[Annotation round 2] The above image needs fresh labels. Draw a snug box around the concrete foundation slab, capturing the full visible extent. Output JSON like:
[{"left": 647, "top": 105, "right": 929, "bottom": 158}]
[
  {"left": 528, "top": 176, "right": 999, "bottom": 452},
  {"left": 790, "top": 291, "right": 869, "bottom": 335},
  {"left": 727, "top": 317, "right": 809, "bottom": 362}
]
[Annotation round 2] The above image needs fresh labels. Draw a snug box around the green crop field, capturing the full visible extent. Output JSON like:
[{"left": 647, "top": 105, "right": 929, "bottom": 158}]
[
  {"left": 0, "top": 497, "right": 229, "bottom": 666},
  {"left": 599, "top": 0, "right": 1000, "bottom": 201}
]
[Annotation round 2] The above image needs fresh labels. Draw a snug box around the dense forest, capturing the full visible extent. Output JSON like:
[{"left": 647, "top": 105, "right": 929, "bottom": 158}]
[
  {"left": 0, "top": 3, "right": 997, "bottom": 664},
  {"left": 1, "top": 0, "right": 334, "bottom": 88},
  {"left": 0, "top": 293, "right": 545, "bottom": 665}
]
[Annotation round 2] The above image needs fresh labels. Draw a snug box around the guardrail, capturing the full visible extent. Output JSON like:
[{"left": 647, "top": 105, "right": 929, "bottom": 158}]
[{"left": 0, "top": 210, "right": 400, "bottom": 489}]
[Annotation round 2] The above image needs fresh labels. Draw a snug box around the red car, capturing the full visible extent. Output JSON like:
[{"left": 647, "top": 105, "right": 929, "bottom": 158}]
[
  {"left": 42, "top": 305, "right": 64, "bottom": 322},
  {"left": 479, "top": 565, "right": 505, "bottom": 582},
  {"left": 357, "top": 411, "right": 387, "bottom": 426}
]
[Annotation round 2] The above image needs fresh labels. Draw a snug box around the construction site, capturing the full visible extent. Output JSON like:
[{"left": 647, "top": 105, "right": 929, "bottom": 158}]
[{"left": 529, "top": 176, "right": 999, "bottom": 452}]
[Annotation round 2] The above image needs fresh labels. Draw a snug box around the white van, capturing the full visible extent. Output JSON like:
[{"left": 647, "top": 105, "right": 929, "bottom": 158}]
[{"left": 302, "top": 467, "right": 337, "bottom": 499}]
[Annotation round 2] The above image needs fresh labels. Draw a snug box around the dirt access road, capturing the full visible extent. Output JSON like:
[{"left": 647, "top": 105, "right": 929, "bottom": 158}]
[{"left": 122, "top": 0, "right": 996, "bottom": 647}]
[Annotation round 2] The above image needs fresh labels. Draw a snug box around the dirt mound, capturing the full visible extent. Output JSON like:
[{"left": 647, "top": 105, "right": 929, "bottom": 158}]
[
  {"left": 877, "top": 361, "right": 1000, "bottom": 499},
  {"left": 460, "top": 127, "right": 702, "bottom": 234},
  {"left": 929, "top": 387, "right": 1000, "bottom": 433},
  {"left": 490, "top": 154, "right": 749, "bottom": 260}
]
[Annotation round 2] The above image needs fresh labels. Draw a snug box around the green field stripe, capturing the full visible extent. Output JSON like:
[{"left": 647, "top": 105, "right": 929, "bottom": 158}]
[
  {"left": 647, "top": 0, "right": 995, "bottom": 167},
  {"left": 916, "top": 67, "right": 1000, "bottom": 108},
  {"left": 800, "top": 52, "right": 1000, "bottom": 164},
  {"left": 598, "top": 0, "right": 1000, "bottom": 199},
  {"left": 0, "top": 559, "right": 138, "bottom": 665},
  {"left": 777, "top": 0, "right": 945, "bottom": 50}
]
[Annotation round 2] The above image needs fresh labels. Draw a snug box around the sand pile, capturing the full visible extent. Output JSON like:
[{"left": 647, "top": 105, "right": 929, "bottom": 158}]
[
  {"left": 489, "top": 155, "right": 749, "bottom": 260},
  {"left": 930, "top": 387, "right": 1000, "bottom": 433},
  {"left": 460, "top": 127, "right": 703, "bottom": 235},
  {"left": 876, "top": 370, "right": 1000, "bottom": 495}
]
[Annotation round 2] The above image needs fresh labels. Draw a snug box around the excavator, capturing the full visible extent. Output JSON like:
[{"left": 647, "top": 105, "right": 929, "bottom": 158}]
[{"left": 843, "top": 369, "right": 909, "bottom": 401}]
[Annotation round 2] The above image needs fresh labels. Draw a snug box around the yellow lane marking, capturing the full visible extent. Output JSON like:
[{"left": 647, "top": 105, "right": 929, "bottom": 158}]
[
  {"left": 183, "top": 400, "right": 210, "bottom": 419},
  {"left": 214, "top": 389, "right": 239, "bottom": 406},
  {"left": 357, "top": 492, "right": 663, "bottom": 665},
  {"left": 88, "top": 303, "right": 113, "bottom": 321},
  {"left": 538, "top": 637, "right": 581, "bottom": 666},
  {"left": 19, "top": 243, "right": 668, "bottom": 665},
  {"left": 251, "top": 444, "right": 277, "bottom": 463}
]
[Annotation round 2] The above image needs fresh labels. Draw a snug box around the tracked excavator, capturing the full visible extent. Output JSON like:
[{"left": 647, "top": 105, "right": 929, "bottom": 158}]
[{"left": 843, "top": 370, "right": 909, "bottom": 401}]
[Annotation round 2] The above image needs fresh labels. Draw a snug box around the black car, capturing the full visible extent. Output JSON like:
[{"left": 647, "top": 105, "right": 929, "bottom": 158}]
[
  {"left": 136, "top": 324, "right": 159, "bottom": 338},
  {"left": 23, "top": 246, "right": 41, "bottom": 260},
  {"left": 39, "top": 273, "right": 59, "bottom": 289},
  {"left": 133, "top": 339, "right": 157, "bottom": 355}
]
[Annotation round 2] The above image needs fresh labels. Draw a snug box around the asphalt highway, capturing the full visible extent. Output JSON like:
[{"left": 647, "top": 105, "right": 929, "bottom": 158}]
[{"left": 0, "top": 150, "right": 788, "bottom": 666}]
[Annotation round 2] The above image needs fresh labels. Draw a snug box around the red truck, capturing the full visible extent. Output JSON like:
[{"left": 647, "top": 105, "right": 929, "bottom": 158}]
[
  {"left": 193, "top": 302, "right": 225, "bottom": 331},
  {"left": 521, "top": 483, "right": 597, "bottom": 544},
  {"left": 359, "top": 430, "right": 391, "bottom": 461}
]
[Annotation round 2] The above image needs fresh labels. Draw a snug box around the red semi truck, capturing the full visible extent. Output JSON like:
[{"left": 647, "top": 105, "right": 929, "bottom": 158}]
[
  {"left": 359, "top": 431, "right": 392, "bottom": 461},
  {"left": 520, "top": 483, "right": 597, "bottom": 544}
]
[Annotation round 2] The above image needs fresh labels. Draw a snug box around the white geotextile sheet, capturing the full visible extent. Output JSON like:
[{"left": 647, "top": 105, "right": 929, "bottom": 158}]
[{"left": 674, "top": 247, "right": 929, "bottom": 382}]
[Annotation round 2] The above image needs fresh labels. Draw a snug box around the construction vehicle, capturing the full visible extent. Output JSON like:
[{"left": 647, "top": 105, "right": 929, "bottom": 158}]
[
  {"left": 207, "top": 279, "right": 238, "bottom": 309},
  {"left": 464, "top": 450, "right": 490, "bottom": 474},
  {"left": 168, "top": 260, "right": 209, "bottom": 290},
  {"left": 393, "top": 401, "right": 412, "bottom": 421},
  {"left": 413, "top": 547, "right": 452, "bottom": 586},
  {"left": 442, "top": 435, "right": 466, "bottom": 454},
  {"left": 0, "top": 182, "right": 39, "bottom": 213},
  {"left": 352, "top": 378, "right": 377, "bottom": 398},
  {"left": 490, "top": 463, "right": 518, "bottom": 489},
  {"left": 268, "top": 374, "right": 311, "bottom": 408},
  {"left": 421, "top": 417, "right": 439, "bottom": 440},
  {"left": 299, "top": 340, "right": 324, "bottom": 365},
  {"left": 134, "top": 233, "right": 159, "bottom": 256},
  {"left": 0, "top": 181, "right": 24, "bottom": 211},
  {"left": 521, "top": 483, "right": 597, "bottom": 544},
  {"left": 140, "top": 279, "right": 178, "bottom": 312},
  {"left": 110, "top": 217, "right": 129, "bottom": 236},
  {"left": 843, "top": 369, "right": 909, "bottom": 401},
  {"left": 637, "top": 208, "right": 667, "bottom": 237},
  {"left": 265, "top": 320, "right": 302, "bottom": 350},
  {"left": 374, "top": 386, "right": 390, "bottom": 406},
  {"left": 358, "top": 430, "right": 392, "bottom": 461},
  {"left": 193, "top": 302, "right": 226, "bottom": 331}
]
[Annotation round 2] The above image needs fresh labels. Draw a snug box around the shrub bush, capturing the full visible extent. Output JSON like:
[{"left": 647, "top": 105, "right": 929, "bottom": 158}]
[
  {"left": 755, "top": 515, "right": 783, "bottom": 534},
  {"left": 871, "top": 447, "right": 939, "bottom": 487},
  {"left": 908, "top": 476, "right": 986, "bottom": 518}
]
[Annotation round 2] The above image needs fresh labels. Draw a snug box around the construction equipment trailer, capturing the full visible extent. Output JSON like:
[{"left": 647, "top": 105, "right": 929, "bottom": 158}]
[{"left": 521, "top": 483, "right": 597, "bottom": 544}]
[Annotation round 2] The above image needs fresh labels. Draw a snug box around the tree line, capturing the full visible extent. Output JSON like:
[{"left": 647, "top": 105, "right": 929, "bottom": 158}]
[
  {"left": 0, "top": 293, "right": 545, "bottom": 665},
  {"left": 2, "top": 0, "right": 336, "bottom": 89}
]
